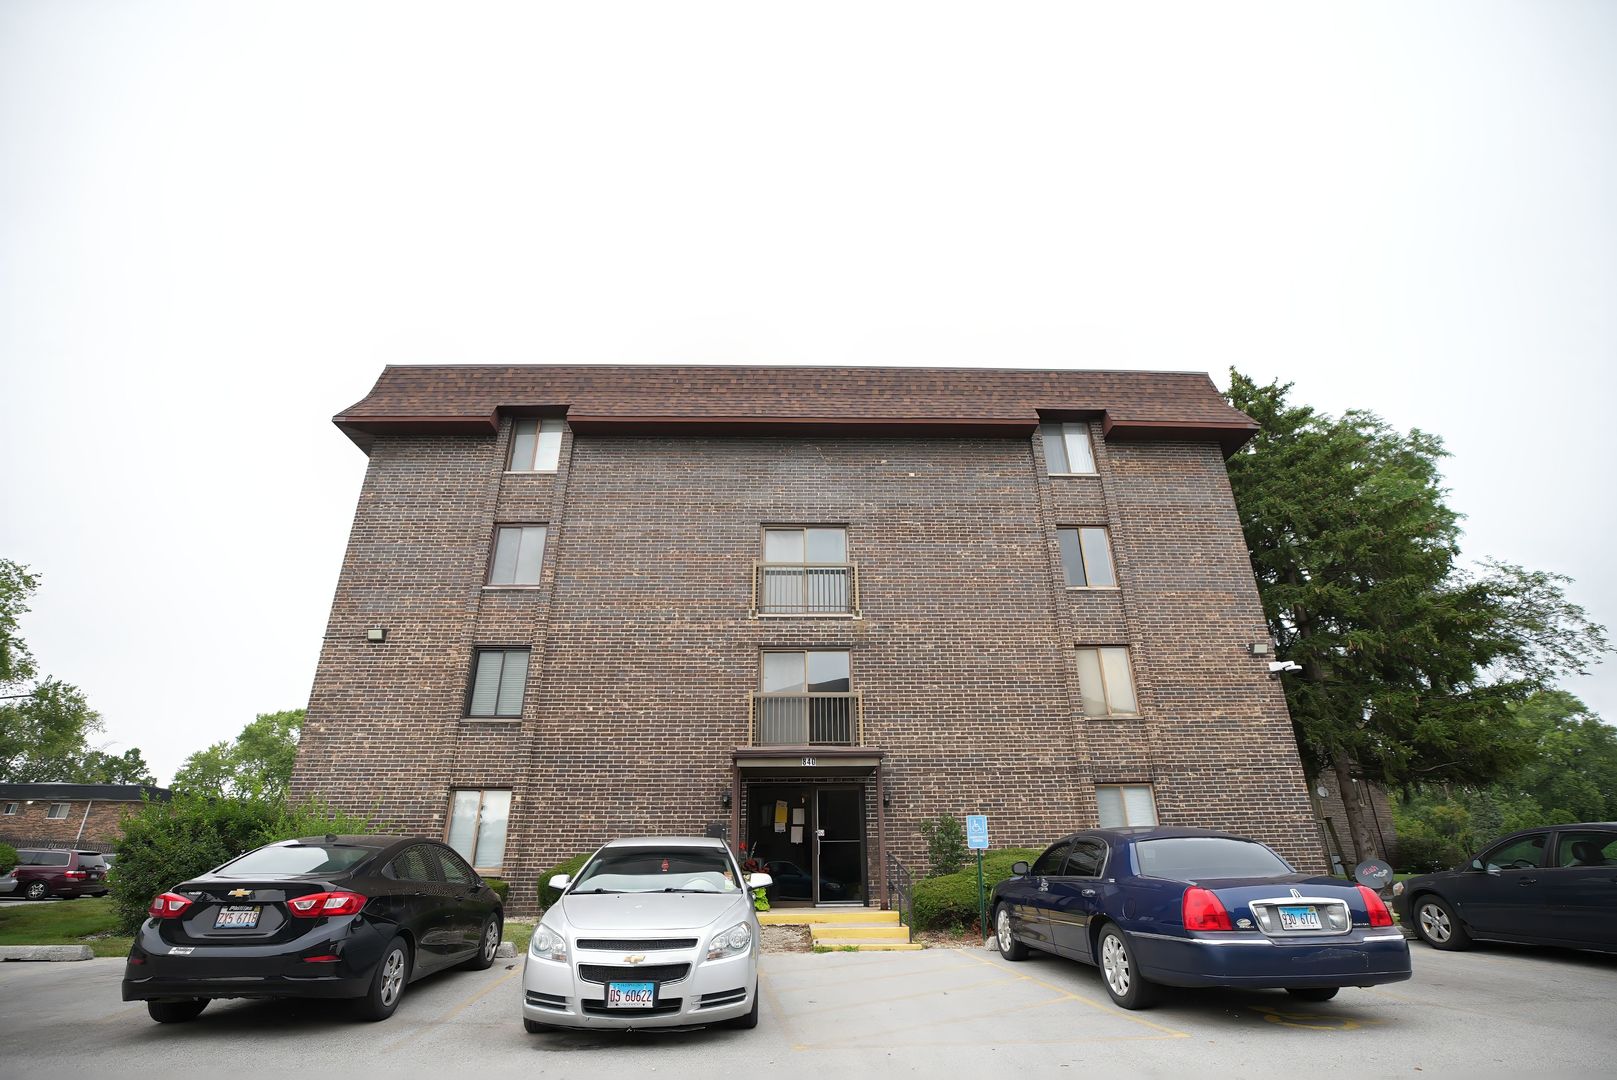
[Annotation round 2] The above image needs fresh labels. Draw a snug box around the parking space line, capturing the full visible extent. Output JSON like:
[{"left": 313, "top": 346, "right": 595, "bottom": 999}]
[
  {"left": 958, "top": 949, "right": 1191, "bottom": 1039},
  {"left": 382, "top": 966, "right": 522, "bottom": 1052}
]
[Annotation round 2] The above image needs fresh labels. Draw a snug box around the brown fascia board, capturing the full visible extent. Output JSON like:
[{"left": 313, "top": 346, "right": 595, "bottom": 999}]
[
  {"left": 562, "top": 414, "right": 1038, "bottom": 438},
  {"left": 1102, "top": 416, "right": 1260, "bottom": 456},
  {"left": 334, "top": 412, "right": 500, "bottom": 451}
]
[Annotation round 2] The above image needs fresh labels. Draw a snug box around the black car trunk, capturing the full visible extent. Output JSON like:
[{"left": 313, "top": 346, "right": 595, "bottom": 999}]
[{"left": 163, "top": 878, "right": 341, "bottom": 945}]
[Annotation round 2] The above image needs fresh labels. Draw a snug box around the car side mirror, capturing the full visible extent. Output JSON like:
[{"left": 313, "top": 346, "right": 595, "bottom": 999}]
[
  {"left": 548, "top": 873, "right": 571, "bottom": 891},
  {"left": 1012, "top": 861, "right": 1031, "bottom": 877},
  {"left": 747, "top": 873, "right": 773, "bottom": 889},
  {"left": 1469, "top": 859, "right": 1483, "bottom": 872}
]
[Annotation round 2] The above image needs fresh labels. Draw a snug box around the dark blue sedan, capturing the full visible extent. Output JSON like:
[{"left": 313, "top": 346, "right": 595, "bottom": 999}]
[{"left": 991, "top": 827, "right": 1411, "bottom": 1009}]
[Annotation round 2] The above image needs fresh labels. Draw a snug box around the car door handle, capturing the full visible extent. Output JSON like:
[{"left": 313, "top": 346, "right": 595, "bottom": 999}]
[
  {"left": 1517, "top": 878, "right": 1537, "bottom": 886},
  {"left": 1081, "top": 888, "right": 1097, "bottom": 898}
]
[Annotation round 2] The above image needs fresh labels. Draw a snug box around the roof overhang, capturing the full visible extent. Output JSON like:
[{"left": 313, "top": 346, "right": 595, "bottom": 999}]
[{"left": 732, "top": 746, "right": 884, "bottom": 777}]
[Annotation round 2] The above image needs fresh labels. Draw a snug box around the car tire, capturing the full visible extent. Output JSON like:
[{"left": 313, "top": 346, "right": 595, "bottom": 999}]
[
  {"left": 995, "top": 905, "right": 1029, "bottom": 961},
  {"left": 1096, "top": 925, "right": 1157, "bottom": 1010},
  {"left": 1411, "top": 894, "right": 1471, "bottom": 951},
  {"left": 355, "top": 937, "right": 411, "bottom": 1021},
  {"left": 147, "top": 998, "right": 208, "bottom": 1023},
  {"left": 24, "top": 881, "right": 48, "bottom": 901},
  {"left": 725, "top": 983, "right": 761, "bottom": 1030},
  {"left": 1285, "top": 987, "right": 1340, "bottom": 1002},
  {"left": 462, "top": 915, "right": 502, "bottom": 970},
  {"left": 523, "top": 1018, "right": 550, "bottom": 1034}
]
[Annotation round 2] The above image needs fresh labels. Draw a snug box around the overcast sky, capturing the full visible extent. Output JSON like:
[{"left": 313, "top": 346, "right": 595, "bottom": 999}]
[{"left": 2, "top": 2, "right": 1613, "bottom": 784}]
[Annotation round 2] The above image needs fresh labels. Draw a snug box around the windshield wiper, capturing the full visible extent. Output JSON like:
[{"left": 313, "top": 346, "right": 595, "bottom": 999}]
[
  {"left": 659, "top": 887, "right": 726, "bottom": 894},
  {"left": 578, "top": 888, "right": 621, "bottom": 894}
]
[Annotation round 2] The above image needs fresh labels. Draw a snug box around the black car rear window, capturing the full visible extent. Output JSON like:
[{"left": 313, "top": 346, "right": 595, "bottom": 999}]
[
  {"left": 219, "top": 844, "right": 374, "bottom": 876},
  {"left": 1134, "top": 838, "right": 1294, "bottom": 880}
]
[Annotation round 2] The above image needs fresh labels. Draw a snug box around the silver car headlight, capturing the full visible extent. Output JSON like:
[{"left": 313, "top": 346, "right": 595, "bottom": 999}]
[
  {"left": 706, "top": 921, "right": 752, "bottom": 962},
  {"left": 529, "top": 925, "right": 568, "bottom": 963}
]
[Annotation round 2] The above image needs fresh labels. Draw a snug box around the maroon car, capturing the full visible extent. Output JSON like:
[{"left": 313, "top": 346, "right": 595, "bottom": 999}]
[{"left": 11, "top": 849, "right": 110, "bottom": 900}]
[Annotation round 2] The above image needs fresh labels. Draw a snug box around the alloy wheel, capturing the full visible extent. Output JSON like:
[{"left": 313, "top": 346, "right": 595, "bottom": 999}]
[
  {"left": 1418, "top": 902, "right": 1452, "bottom": 944},
  {"left": 483, "top": 922, "right": 500, "bottom": 960},
  {"left": 380, "top": 948, "right": 405, "bottom": 1006},
  {"left": 997, "top": 909, "right": 1012, "bottom": 953},
  {"left": 1102, "top": 934, "right": 1130, "bottom": 997}
]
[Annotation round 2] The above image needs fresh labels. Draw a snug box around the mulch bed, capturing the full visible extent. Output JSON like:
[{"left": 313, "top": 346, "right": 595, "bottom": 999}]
[{"left": 760, "top": 924, "right": 812, "bottom": 953}]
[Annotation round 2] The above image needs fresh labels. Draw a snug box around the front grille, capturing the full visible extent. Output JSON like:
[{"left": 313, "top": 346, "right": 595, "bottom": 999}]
[
  {"left": 525, "top": 991, "right": 567, "bottom": 1011},
  {"left": 575, "top": 938, "right": 699, "bottom": 952},
  {"left": 697, "top": 988, "right": 747, "bottom": 1009},
  {"left": 578, "top": 963, "right": 690, "bottom": 985},
  {"left": 581, "top": 997, "right": 684, "bottom": 1017}
]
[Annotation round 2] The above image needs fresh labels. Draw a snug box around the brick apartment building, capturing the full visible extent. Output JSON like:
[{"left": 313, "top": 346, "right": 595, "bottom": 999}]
[
  {"left": 290, "top": 365, "right": 1325, "bottom": 913},
  {"left": 0, "top": 783, "right": 172, "bottom": 851}
]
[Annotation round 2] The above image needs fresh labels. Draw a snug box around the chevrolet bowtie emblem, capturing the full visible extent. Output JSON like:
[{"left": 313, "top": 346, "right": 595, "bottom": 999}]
[
  {"left": 228, "top": 889, "right": 251, "bottom": 898},
  {"left": 624, "top": 955, "right": 646, "bottom": 965}
]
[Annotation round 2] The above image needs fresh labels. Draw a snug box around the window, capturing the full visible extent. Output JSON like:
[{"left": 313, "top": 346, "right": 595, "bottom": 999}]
[
  {"left": 1041, "top": 422, "right": 1097, "bottom": 475},
  {"left": 45, "top": 803, "right": 69, "bottom": 820},
  {"left": 1555, "top": 831, "right": 1617, "bottom": 867},
  {"left": 488, "top": 525, "right": 547, "bottom": 586},
  {"left": 446, "top": 790, "right": 511, "bottom": 873},
  {"left": 1075, "top": 647, "right": 1139, "bottom": 716},
  {"left": 468, "top": 648, "right": 530, "bottom": 718},
  {"left": 758, "top": 527, "right": 853, "bottom": 615},
  {"left": 761, "top": 650, "right": 850, "bottom": 695},
  {"left": 1031, "top": 842, "right": 1071, "bottom": 876},
  {"left": 220, "top": 843, "right": 373, "bottom": 876},
  {"left": 507, "top": 418, "right": 564, "bottom": 472},
  {"left": 1096, "top": 784, "right": 1157, "bottom": 828},
  {"left": 1, "top": 802, "right": 15, "bottom": 815},
  {"left": 435, "top": 846, "right": 477, "bottom": 886},
  {"left": 756, "top": 650, "right": 854, "bottom": 745},
  {"left": 19, "top": 850, "right": 69, "bottom": 866},
  {"left": 384, "top": 845, "right": 438, "bottom": 883},
  {"left": 1063, "top": 839, "right": 1107, "bottom": 877},
  {"left": 1135, "top": 837, "right": 1293, "bottom": 878},
  {"left": 764, "top": 527, "right": 847, "bottom": 565},
  {"left": 1057, "top": 527, "right": 1117, "bottom": 588},
  {"left": 1481, "top": 833, "right": 1548, "bottom": 871}
]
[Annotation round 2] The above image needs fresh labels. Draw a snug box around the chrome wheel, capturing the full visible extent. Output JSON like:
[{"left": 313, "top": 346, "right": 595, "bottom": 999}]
[
  {"left": 1102, "top": 934, "right": 1130, "bottom": 997},
  {"left": 483, "top": 922, "right": 500, "bottom": 961},
  {"left": 379, "top": 948, "right": 405, "bottom": 1007},
  {"left": 997, "top": 909, "right": 1012, "bottom": 953},
  {"left": 1418, "top": 901, "right": 1452, "bottom": 944}
]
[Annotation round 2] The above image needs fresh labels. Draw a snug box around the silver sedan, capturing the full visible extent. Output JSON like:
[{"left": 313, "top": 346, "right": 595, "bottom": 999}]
[{"left": 521, "top": 836, "right": 772, "bottom": 1032}]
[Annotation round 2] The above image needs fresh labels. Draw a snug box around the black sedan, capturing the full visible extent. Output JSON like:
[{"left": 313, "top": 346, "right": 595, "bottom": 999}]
[
  {"left": 992, "top": 827, "right": 1410, "bottom": 1009},
  {"left": 1392, "top": 822, "right": 1617, "bottom": 954},
  {"left": 123, "top": 834, "right": 504, "bottom": 1023}
]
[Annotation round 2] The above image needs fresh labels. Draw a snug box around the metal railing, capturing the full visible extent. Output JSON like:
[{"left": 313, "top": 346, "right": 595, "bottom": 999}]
[
  {"left": 886, "top": 850, "right": 915, "bottom": 926},
  {"left": 748, "top": 692, "right": 863, "bottom": 746},
  {"left": 751, "top": 563, "right": 860, "bottom": 616}
]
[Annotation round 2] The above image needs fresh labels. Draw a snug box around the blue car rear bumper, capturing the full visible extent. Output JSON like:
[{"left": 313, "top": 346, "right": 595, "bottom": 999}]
[{"left": 1129, "top": 929, "right": 1412, "bottom": 988}]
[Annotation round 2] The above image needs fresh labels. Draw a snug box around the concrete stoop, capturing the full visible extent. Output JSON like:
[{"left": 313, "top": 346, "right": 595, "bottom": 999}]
[{"left": 759, "top": 908, "right": 921, "bottom": 951}]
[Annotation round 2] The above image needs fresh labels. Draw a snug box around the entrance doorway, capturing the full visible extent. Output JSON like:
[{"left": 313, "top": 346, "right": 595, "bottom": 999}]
[{"left": 746, "top": 784, "right": 867, "bottom": 905}]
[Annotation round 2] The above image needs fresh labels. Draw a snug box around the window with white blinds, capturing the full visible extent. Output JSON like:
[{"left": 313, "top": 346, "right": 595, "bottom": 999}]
[
  {"left": 488, "top": 525, "right": 546, "bottom": 586},
  {"left": 1076, "top": 647, "right": 1139, "bottom": 716},
  {"left": 446, "top": 789, "right": 512, "bottom": 872},
  {"left": 467, "top": 648, "right": 530, "bottom": 718},
  {"left": 508, "top": 418, "right": 565, "bottom": 472},
  {"left": 1040, "top": 422, "right": 1097, "bottom": 475},
  {"left": 1096, "top": 784, "right": 1158, "bottom": 828}
]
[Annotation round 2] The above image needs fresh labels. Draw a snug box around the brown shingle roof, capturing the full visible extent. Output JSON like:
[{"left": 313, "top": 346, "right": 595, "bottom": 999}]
[{"left": 334, "top": 364, "right": 1257, "bottom": 454}]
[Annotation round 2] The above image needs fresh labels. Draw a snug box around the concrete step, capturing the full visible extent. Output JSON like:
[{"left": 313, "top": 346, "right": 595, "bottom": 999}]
[
  {"left": 758, "top": 909, "right": 901, "bottom": 926},
  {"left": 808, "top": 924, "right": 911, "bottom": 942},
  {"left": 813, "top": 939, "right": 924, "bottom": 951}
]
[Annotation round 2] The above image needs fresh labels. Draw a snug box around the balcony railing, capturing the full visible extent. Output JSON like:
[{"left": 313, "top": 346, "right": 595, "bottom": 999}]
[
  {"left": 751, "top": 563, "right": 860, "bottom": 617},
  {"left": 748, "top": 692, "right": 863, "bottom": 746}
]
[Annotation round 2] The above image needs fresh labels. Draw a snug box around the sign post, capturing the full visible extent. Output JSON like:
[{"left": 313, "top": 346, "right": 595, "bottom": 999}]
[{"left": 965, "top": 815, "right": 989, "bottom": 942}]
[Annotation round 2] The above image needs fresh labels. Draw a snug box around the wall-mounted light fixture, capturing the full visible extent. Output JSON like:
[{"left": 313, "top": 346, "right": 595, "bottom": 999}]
[
  {"left": 1248, "top": 641, "right": 1271, "bottom": 656},
  {"left": 366, "top": 627, "right": 387, "bottom": 643},
  {"left": 720, "top": 790, "right": 732, "bottom": 810},
  {"left": 882, "top": 789, "right": 892, "bottom": 809}
]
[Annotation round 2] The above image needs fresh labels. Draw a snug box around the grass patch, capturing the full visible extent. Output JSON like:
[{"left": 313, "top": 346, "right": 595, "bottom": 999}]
[
  {"left": 0, "top": 897, "right": 132, "bottom": 957},
  {"left": 503, "top": 918, "right": 536, "bottom": 953}
]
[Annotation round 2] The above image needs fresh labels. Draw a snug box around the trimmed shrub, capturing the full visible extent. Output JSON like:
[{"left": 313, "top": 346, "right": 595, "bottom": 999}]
[
  {"left": 0, "top": 842, "right": 17, "bottom": 874},
  {"left": 485, "top": 877, "right": 511, "bottom": 902},
  {"left": 539, "top": 852, "right": 594, "bottom": 908},
  {"left": 110, "top": 795, "right": 372, "bottom": 935},
  {"left": 912, "top": 848, "right": 1042, "bottom": 931},
  {"left": 918, "top": 815, "right": 968, "bottom": 877}
]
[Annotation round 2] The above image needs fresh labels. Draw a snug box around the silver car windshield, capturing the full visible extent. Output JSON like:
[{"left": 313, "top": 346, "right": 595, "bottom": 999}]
[{"left": 571, "top": 847, "right": 742, "bottom": 894}]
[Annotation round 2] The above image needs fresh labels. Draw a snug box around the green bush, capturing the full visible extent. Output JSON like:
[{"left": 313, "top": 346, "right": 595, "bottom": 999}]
[
  {"left": 485, "top": 877, "right": 511, "bottom": 902},
  {"left": 539, "top": 852, "right": 594, "bottom": 908},
  {"left": 0, "top": 842, "right": 17, "bottom": 874},
  {"left": 918, "top": 815, "right": 969, "bottom": 877},
  {"left": 110, "top": 795, "right": 372, "bottom": 935},
  {"left": 912, "top": 848, "right": 1042, "bottom": 930}
]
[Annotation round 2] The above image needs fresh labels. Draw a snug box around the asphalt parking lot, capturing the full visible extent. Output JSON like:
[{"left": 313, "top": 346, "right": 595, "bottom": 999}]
[{"left": 2, "top": 941, "right": 1614, "bottom": 1077}]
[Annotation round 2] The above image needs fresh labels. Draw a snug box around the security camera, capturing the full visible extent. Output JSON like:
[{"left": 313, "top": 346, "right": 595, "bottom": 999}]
[{"left": 1268, "top": 660, "right": 1302, "bottom": 674}]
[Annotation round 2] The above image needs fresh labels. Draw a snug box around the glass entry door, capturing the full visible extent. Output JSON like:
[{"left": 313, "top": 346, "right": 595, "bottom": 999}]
[{"left": 814, "top": 787, "right": 866, "bottom": 905}]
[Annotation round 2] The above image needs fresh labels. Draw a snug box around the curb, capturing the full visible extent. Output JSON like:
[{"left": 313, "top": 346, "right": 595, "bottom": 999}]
[
  {"left": 0, "top": 945, "right": 96, "bottom": 962},
  {"left": 495, "top": 942, "right": 517, "bottom": 958}
]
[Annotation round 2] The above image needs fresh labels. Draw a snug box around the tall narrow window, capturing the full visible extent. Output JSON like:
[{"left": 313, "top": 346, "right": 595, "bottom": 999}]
[
  {"left": 1057, "top": 527, "right": 1117, "bottom": 587},
  {"left": 1096, "top": 784, "right": 1158, "bottom": 828},
  {"left": 446, "top": 789, "right": 512, "bottom": 873},
  {"left": 488, "top": 525, "right": 547, "bottom": 586},
  {"left": 1040, "top": 422, "right": 1096, "bottom": 475},
  {"left": 468, "top": 648, "right": 530, "bottom": 718},
  {"left": 508, "top": 418, "right": 565, "bottom": 472},
  {"left": 1076, "top": 647, "right": 1139, "bottom": 716}
]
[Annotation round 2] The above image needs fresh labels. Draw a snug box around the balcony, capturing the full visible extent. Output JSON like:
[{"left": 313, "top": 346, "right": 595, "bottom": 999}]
[
  {"left": 749, "top": 692, "right": 864, "bottom": 746},
  {"left": 751, "top": 563, "right": 860, "bottom": 617}
]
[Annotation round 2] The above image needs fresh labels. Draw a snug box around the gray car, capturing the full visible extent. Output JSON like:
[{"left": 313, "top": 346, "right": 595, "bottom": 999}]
[{"left": 522, "top": 837, "right": 772, "bottom": 1032}]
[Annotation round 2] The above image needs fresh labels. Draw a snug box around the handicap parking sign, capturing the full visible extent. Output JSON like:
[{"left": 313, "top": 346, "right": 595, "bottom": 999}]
[{"left": 965, "top": 815, "right": 989, "bottom": 850}]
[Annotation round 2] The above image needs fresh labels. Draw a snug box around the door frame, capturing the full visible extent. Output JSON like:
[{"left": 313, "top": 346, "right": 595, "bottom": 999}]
[
  {"left": 813, "top": 784, "right": 868, "bottom": 906},
  {"left": 744, "top": 781, "right": 869, "bottom": 906}
]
